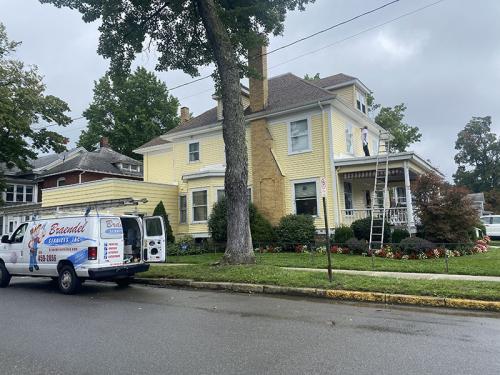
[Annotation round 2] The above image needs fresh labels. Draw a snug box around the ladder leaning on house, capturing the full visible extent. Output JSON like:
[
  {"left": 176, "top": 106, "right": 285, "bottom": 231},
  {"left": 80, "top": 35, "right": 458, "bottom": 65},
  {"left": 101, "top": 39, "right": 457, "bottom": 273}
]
[{"left": 369, "top": 131, "right": 392, "bottom": 261}]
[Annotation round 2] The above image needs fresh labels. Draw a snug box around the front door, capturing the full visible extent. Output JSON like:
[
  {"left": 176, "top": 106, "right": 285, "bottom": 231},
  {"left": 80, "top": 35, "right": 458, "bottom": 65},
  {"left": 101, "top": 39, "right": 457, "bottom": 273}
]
[{"left": 142, "top": 216, "right": 166, "bottom": 263}]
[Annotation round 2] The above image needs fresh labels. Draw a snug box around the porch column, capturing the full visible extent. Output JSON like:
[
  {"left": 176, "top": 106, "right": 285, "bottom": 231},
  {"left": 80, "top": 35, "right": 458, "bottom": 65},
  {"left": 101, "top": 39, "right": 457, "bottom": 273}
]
[{"left": 404, "top": 161, "right": 416, "bottom": 234}]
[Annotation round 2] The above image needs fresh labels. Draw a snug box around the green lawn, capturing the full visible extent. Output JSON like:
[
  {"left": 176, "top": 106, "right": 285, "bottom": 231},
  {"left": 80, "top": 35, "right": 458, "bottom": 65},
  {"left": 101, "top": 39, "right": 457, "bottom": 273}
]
[
  {"left": 142, "top": 264, "right": 500, "bottom": 301},
  {"left": 166, "top": 246, "right": 500, "bottom": 276}
]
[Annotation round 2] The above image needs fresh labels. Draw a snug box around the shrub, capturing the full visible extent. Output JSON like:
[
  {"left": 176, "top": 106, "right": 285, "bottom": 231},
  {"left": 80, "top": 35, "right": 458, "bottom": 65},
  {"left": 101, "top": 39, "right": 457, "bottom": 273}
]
[
  {"left": 333, "top": 225, "right": 354, "bottom": 245},
  {"left": 391, "top": 228, "right": 410, "bottom": 244},
  {"left": 208, "top": 198, "right": 276, "bottom": 244},
  {"left": 276, "top": 214, "right": 315, "bottom": 249},
  {"left": 351, "top": 217, "right": 391, "bottom": 243},
  {"left": 345, "top": 237, "right": 368, "bottom": 255},
  {"left": 153, "top": 200, "right": 175, "bottom": 243},
  {"left": 166, "top": 235, "right": 199, "bottom": 256},
  {"left": 399, "top": 237, "right": 435, "bottom": 254}
]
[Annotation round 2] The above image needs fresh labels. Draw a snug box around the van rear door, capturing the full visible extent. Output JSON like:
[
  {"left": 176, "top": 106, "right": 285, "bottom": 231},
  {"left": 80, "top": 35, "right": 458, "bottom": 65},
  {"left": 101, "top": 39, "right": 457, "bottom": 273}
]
[
  {"left": 142, "top": 216, "right": 166, "bottom": 263},
  {"left": 99, "top": 218, "right": 124, "bottom": 266}
]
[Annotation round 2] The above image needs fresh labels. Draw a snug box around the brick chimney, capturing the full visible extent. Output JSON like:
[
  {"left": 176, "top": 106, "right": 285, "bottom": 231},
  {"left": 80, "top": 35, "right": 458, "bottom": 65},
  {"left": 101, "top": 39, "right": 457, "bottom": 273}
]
[
  {"left": 99, "top": 136, "right": 109, "bottom": 148},
  {"left": 248, "top": 45, "right": 268, "bottom": 112},
  {"left": 180, "top": 106, "right": 191, "bottom": 123}
]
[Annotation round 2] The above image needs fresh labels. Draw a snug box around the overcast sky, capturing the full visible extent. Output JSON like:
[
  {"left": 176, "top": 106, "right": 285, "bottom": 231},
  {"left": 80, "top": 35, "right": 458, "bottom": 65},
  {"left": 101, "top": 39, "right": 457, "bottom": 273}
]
[{"left": 1, "top": 0, "right": 499, "bottom": 179}]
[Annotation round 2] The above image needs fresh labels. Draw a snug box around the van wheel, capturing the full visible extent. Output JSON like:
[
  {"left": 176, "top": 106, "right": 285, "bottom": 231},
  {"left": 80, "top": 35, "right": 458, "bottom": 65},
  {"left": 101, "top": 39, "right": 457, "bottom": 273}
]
[
  {"left": 0, "top": 262, "right": 11, "bottom": 288},
  {"left": 115, "top": 277, "right": 133, "bottom": 287},
  {"left": 58, "top": 265, "right": 81, "bottom": 295}
]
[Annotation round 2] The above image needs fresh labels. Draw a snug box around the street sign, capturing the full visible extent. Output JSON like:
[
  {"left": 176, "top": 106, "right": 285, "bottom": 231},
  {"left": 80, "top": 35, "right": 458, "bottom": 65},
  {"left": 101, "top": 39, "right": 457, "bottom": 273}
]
[{"left": 320, "top": 176, "right": 327, "bottom": 197}]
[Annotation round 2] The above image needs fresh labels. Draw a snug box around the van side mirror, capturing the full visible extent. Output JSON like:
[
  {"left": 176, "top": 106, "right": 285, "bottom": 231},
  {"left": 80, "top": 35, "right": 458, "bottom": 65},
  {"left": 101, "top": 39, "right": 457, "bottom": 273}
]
[{"left": 1, "top": 235, "right": 11, "bottom": 244}]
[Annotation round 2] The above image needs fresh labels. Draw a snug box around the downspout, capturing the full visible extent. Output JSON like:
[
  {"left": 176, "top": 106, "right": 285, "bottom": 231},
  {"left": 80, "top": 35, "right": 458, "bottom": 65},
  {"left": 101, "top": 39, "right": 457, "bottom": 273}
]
[
  {"left": 79, "top": 171, "right": 85, "bottom": 184},
  {"left": 318, "top": 101, "right": 340, "bottom": 227}
]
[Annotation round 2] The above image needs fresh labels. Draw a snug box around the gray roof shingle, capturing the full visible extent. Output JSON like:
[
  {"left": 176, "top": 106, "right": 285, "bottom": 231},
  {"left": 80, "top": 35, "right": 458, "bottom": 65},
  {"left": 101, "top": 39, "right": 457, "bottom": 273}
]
[
  {"left": 163, "top": 73, "right": 336, "bottom": 136},
  {"left": 313, "top": 73, "right": 356, "bottom": 89}
]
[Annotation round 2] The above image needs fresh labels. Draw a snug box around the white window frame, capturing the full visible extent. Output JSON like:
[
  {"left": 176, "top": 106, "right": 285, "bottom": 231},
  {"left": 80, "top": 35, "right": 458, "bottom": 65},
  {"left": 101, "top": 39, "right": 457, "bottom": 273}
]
[
  {"left": 179, "top": 195, "right": 187, "bottom": 224},
  {"left": 191, "top": 188, "right": 208, "bottom": 223},
  {"left": 57, "top": 177, "right": 66, "bottom": 187},
  {"left": 288, "top": 118, "right": 312, "bottom": 155},
  {"left": 356, "top": 90, "right": 367, "bottom": 114},
  {"left": 345, "top": 123, "right": 354, "bottom": 154},
  {"left": 188, "top": 141, "right": 200, "bottom": 163},
  {"left": 291, "top": 178, "right": 320, "bottom": 217},
  {"left": 4, "top": 184, "right": 35, "bottom": 203}
]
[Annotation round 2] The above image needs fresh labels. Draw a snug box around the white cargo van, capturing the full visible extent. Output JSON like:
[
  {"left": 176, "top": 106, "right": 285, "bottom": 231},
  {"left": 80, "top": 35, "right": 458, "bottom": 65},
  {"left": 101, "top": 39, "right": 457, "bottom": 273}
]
[{"left": 0, "top": 214, "right": 166, "bottom": 294}]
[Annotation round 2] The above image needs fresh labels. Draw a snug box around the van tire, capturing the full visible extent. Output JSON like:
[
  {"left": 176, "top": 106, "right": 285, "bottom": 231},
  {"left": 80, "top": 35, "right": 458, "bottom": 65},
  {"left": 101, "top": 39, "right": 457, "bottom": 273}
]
[
  {"left": 58, "top": 265, "right": 81, "bottom": 295},
  {"left": 0, "top": 262, "right": 11, "bottom": 288},
  {"left": 115, "top": 277, "right": 133, "bottom": 287}
]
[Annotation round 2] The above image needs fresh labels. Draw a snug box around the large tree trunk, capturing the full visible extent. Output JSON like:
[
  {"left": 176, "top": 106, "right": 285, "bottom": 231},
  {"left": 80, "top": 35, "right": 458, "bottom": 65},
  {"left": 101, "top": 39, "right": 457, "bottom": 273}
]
[{"left": 195, "top": 0, "right": 255, "bottom": 264}]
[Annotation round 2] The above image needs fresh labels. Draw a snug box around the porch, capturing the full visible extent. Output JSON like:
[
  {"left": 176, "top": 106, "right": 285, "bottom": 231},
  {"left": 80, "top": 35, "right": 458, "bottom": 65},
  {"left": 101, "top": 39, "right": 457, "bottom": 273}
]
[{"left": 332, "top": 152, "right": 442, "bottom": 233}]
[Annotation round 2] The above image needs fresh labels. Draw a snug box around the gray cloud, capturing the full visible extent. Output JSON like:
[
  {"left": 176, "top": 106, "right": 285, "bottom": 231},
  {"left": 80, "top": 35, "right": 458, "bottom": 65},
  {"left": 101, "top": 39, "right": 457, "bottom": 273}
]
[{"left": 2, "top": 0, "right": 499, "bottom": 179}]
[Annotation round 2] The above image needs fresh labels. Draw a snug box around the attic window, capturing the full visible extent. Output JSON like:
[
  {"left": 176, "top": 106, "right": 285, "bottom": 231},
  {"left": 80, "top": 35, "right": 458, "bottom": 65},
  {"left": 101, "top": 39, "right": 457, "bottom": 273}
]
[
  {"left": 356, "top": 91, "right": 367, "bottom": 114},
  {"left": 57, "top": 178, "right": 66, "bottom": 187}
]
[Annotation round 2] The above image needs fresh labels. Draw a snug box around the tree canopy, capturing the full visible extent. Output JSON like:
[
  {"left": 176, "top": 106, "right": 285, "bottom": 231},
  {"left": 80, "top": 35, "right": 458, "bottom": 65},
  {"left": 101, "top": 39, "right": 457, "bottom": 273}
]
[
  {"left": 453, "top": 116, "right": 500, "bottom": 192},
  {"left": 0, "top": 22, "right": 71, "bottom": 199},
  {"left": 78, "top": 67, "right": 179, "bottom": 159},
  {"left": 304, "top": 73, "right": 320, "bottom": 81},
  {"left": 374, "top": 103, "right": 421, "bottom": 152},
  {"left": 40, "top": 0, "right": 312, "bottom": 264}
]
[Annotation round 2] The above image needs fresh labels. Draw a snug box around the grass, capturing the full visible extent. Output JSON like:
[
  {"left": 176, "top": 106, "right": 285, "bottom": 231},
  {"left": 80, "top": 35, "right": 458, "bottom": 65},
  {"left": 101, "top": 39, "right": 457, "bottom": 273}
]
[
  {"left": 141, "top": 264, "right": 500, "bottom": 301},
  {"left": 167, "top": 246, "right": 500, "bottom": 277}
]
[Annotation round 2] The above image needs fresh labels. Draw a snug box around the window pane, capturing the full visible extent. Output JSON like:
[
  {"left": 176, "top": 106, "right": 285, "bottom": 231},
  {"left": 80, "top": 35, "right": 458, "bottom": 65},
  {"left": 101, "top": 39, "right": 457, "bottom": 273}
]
[
  {"left": 295, "top": 182, "right": 316, "bottom": 198},
  {"left": 296, "top": 198, "right": 317, "bottom": 216},
  {"left": 6, "top": 185, "right": 14, "bottom": 202},
  {"left": 193, "top": 191, "right": 207, "bottom": 206},
  {"left": 189, "top": 142, "right": 199, "bottom": 152},
  {"left": 291, "top": 135, "right": 309, "bottom": 152},
  {"left": 193, "top": 206, "right": 207, "bottom": 222},
  {"left": 290, "top": 120, "right": 309, "bottom": 152},
  {"left": 189, "top": 143, "right": 200, "bottom": 162},
  {"left": 492, "top": 217, "right": 500, "bottom": 224},
  {"left": 217, "top": 189, "right": 225, "bottom": 202},
  {"left": 290, "top": 120, "right": 308, "bottom": 137},
  {"left": 25, "top": 186, "right": 33, "bottom": 202},
  {"left": 145, "top": 218, "right": 163, "bottom": 236},
  {"left": 189, "top": 151, "right": 199, "bottom": 162},
  {"left": 16, "top": 186, "right": 24, "bottom": 202}
]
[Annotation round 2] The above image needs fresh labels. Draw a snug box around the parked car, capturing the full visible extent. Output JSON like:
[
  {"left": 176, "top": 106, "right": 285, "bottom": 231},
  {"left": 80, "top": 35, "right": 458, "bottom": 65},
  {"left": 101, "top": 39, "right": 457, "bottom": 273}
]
[
  {"left": 480, "top": 215, "right": 500, "bottom": 238},
  {"left": 0, "top": 214, "right": 166, "bottom": 294}
]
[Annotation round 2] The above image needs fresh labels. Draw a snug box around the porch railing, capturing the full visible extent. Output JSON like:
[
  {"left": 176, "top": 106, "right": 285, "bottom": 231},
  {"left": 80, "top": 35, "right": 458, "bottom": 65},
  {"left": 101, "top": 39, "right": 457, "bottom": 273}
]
[{"left": 340, "top": 207, "right": 408, "bottom": 227}]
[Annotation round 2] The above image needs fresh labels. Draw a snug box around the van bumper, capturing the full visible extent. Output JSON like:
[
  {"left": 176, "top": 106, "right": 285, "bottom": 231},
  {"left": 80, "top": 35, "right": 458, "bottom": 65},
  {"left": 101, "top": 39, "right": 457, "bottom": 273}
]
[{"left": 87, "top": 263, "right": 150, "bottom": 281}]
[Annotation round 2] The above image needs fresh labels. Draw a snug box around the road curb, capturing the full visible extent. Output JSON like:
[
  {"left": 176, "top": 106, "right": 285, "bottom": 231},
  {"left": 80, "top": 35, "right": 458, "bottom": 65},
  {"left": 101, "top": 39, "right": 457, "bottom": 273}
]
[{"left": 134, "top": 278, "right": 500, "bottom": 312}]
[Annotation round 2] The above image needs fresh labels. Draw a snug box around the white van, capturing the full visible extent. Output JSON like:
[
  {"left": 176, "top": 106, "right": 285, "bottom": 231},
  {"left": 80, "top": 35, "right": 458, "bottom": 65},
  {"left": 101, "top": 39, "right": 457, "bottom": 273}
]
[
  {"left": 481, "top": 215, "right": 500, "bottom": 238},
  {"left": 0, "top": 214, "right": 166, "bottom": 294}
]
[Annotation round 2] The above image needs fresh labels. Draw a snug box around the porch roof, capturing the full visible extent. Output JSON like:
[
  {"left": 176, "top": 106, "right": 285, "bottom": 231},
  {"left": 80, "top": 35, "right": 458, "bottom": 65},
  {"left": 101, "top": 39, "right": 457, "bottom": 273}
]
[{"left": 334, "top": 152, "right": 443, "bottom": 177}]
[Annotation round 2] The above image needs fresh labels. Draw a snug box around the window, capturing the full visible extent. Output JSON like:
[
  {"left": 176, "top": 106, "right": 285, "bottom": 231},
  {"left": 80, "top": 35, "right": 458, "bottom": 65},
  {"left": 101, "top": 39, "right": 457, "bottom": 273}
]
[
  {"left": 130, "top": 164, "right": 139, "bottom": 172},
  {"left": 289, "top": 119, "right": 310, "bottom": 153},
  {"left": 345, "top": 124, "right": 353, "bottom": 154},
  {"left": 57, "top": 178, "right": 66, "bottom": 187},
  {"left": 16, "top": 185, "right": 24, "bottom": 202},
  {"left": 145, "top": 217, "right": 163, "bottom": 236},
  {"left": 344, "top": 182, "right": 353, "bottom": 215},
  {"left": 8, "top": 221, "right": 16, "bottom": 233},
  {"left": 189, "top": 142, "right": 200, "bottom": 162},
  {"left": 179, "top": 196, "right": 187, "bottom": 224},
  {"left": 365, "top": 190, "right": 372, "bottom": 208},
  {"left": 294, "top": 181, "right": 318, "bottom": 216},
  {"left": 192, "top": 190, "right": 207, "bottom": 222},
  {"left": 217, "top": 189, "right": 225, "bottom": 202},
  {"left": 6, "top": 185, "right": 14, "bottom": 202},
  {"left": 25, "top": 186, "right": 33, "bottom": 202},
  {"left": 356, "top": 90, "right": 366, "bottom": 114},
  {"left": 395, "top": 187, "right": 407, "bottom": 206},
  {"left": 492, "top": 216, "right": 500, "bottom": 224},
  {"left": 12, "top": 223, "right": 28, "bottom": 243}
]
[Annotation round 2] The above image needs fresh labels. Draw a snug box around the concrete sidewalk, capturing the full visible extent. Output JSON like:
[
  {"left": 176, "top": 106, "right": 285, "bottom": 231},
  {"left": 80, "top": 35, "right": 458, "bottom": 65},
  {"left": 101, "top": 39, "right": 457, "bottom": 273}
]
[{"left": 282, "top": 267, "right": 500, "bottom": 282}]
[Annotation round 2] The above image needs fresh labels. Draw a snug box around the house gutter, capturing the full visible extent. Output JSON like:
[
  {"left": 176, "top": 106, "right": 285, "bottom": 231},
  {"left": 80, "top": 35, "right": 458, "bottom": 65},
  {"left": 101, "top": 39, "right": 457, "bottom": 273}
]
[{"left": 318, "top": 101, "right": 340, "bottom": 227}]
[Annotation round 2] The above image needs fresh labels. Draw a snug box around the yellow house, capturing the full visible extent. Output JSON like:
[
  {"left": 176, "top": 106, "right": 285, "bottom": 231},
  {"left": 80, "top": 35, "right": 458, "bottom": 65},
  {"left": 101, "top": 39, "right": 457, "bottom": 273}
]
[{"left": 132, "top": 47, "right": 441, "bottom": 238}]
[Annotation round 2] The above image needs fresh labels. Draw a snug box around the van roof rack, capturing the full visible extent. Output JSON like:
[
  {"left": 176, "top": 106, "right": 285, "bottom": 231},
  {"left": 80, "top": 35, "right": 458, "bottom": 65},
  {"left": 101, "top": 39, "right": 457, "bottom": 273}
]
[{"left": 0, "top": 197, "right": 148, "bottom": 218}]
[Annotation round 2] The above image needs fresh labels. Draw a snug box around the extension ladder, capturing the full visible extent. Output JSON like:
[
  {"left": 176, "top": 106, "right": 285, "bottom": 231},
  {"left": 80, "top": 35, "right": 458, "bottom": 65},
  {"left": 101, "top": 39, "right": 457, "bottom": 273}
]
[{"left": 369, "top": 131, "right": 392, "bottom": 256}]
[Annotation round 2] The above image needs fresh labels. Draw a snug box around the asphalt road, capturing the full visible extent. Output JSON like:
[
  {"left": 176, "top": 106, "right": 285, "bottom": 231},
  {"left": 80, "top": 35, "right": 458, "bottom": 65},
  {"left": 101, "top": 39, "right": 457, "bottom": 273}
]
[{"left": 0, "top": 278, "right": 499, "bottom": 375}]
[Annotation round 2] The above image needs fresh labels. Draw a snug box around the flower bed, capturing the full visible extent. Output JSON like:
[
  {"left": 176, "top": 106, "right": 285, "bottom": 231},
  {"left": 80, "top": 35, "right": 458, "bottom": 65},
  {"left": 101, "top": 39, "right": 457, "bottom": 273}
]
[{"left": 330, "top": 237, "right": 492, "bottom": 260}]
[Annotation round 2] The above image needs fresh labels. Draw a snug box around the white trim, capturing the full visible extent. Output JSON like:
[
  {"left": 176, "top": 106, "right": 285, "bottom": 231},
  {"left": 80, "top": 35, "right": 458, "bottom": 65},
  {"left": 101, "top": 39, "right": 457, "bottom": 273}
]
[
  {"left": 56, "top": 177, "right": 66, "bottom": 187},
  {"left": 291, "top": 178, "right": 321, "bottom": 217},
  {"left": 190, "top": 188, "right": 209, "bottom": 224},
  {"left": 133, "top": 143, "right": 172, "bottom": 155},
  {"left": 182, "top": 171, "right": 225, "bottom": 181},
  {"left": 187, "top": 140, "right": 200, "bottom": 163},
  {"left": 287, "top": 116, "right": 313, "bottom": 155},
  {"left": 323, "top": 79, "right": 371, "bottom": 95}
]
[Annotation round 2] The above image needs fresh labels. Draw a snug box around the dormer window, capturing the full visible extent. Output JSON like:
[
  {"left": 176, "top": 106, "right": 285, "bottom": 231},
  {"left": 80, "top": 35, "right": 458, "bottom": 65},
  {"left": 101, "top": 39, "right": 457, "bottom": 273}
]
[
  {"left": 119, "top": 163, "right": 141, "bottom": 172},
  {"left": 356, "top": 90, "right": 367, "bottom": 114}
]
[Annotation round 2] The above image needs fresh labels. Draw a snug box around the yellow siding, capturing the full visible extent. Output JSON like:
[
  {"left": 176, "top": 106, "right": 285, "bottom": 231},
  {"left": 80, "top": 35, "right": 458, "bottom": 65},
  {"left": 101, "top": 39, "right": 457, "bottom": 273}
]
[
  {"left": 144, "top": 150, "right": 175, "bottom": 183},
  {"left": 332, "top": 85, "right": 355, "bottom": 107},
  {"left": 42, "top": 179, "right": 180, "bottom": 234},
  {"left": 331, "top": 110, "right": 366, "bottom": 158}
]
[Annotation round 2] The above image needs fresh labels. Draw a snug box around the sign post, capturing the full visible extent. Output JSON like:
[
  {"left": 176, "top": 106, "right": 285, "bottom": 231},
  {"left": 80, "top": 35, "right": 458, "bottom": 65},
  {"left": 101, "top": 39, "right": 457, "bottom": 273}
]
[{"left": 320, "top": 177, "right": 333, "bottom": 282}]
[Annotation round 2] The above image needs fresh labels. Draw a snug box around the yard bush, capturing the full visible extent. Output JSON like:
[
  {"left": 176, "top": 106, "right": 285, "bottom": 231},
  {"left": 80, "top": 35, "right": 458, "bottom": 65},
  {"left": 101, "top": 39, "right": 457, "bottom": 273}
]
[
  {"left": 345, "top": 237, "right": 368, "bottom": 255},
  {"left": 399, "top": 237, "right": 435, "bottom": 254},
  {"left": 208, "top": 198, "right": 276, "bottom": 244},
  {"left": 276, "top": 214, "right": 315, "bottom": 249},
  {"left": 351, "top": 217, "right": 391, "bottom": 243},
  {"left": 167, "top": 235, "right": 200, "bottom": 256},
  {"left": 333, "top": 225, "right": 354, "bottom": 245},
  {"left": 391, "top": 228, "right": 410, "bottom": 244},
  {"left": 153, "top": 200, "right": 175, "bottom": 243}
]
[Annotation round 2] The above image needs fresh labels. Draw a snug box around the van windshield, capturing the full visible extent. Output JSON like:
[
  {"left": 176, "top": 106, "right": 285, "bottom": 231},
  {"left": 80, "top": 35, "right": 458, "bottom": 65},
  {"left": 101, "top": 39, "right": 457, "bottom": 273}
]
[{"left": 100, "top": 218, "right": 123, "bottom": 239}]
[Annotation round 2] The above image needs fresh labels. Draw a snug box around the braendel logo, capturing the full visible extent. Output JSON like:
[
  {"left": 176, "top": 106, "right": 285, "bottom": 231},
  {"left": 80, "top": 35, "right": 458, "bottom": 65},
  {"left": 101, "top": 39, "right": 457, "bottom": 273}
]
[
  {"left": 105, "top": 219, "right": 122, "bottom": 229},
  {"left": 49, "top": 221, "right": 87, "bottom": 236}
]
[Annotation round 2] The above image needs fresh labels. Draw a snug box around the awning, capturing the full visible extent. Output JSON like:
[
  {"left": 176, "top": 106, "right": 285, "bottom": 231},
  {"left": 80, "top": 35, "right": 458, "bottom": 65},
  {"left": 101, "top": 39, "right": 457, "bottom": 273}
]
[{"left": 342, "top": 168, "right": 404, "bottom": 180}]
